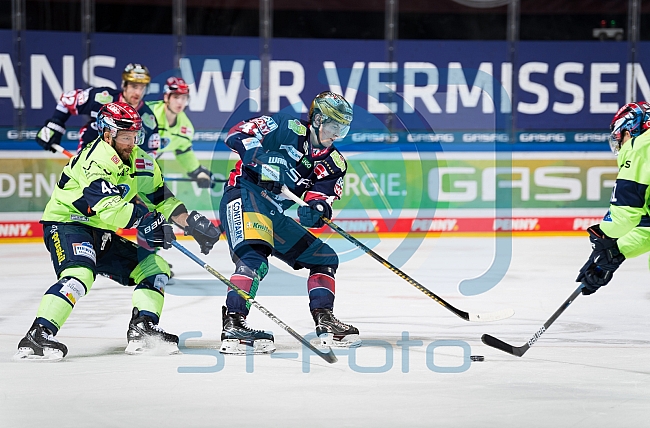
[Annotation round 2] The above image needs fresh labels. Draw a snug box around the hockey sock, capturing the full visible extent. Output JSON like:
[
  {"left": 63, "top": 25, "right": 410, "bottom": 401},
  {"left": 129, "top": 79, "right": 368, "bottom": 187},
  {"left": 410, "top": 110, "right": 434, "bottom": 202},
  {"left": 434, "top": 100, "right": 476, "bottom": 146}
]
[
  {"left": 36, "top": 276, "right": 89, "bottom": 333},
  {"left": 132, "top": 274, "right": 167, "bottom": 323},
  {"left": 308, "top": 268, "right": 335, "bottom": 311}
]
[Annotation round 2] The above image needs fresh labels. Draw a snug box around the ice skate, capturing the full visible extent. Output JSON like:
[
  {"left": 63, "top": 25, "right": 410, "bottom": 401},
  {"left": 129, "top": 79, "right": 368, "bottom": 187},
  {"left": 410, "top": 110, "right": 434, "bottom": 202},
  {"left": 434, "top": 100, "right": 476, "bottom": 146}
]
[
  {"left": 13, "top": 322, "right": 68, "bottom": 362},
  {"left": 220, "top": 306, "right": 275, "bottom": 355},
  {"left": 312, "top": 308, "right": 361, "bottom": 348},
  {"left": 125, "top": 308, "right": 179, "bottom": 355}
]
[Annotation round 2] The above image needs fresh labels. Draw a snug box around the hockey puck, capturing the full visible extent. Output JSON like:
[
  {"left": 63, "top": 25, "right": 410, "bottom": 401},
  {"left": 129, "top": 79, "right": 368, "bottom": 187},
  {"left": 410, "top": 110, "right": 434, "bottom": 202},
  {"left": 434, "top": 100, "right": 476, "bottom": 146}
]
[{"left": 470, "top": 355, "right": 485, "bottom": 362}]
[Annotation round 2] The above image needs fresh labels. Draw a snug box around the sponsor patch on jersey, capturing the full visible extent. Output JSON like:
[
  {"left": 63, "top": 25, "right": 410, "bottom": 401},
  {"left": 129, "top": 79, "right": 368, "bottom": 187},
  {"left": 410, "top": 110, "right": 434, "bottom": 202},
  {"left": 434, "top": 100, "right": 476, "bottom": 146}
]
[
  {"left": 314, "top": 163, "right": 329, "bottom": 179},
  {"left": 288, "top": 119, "right": 307, "bottom": 136},
  {"left": 251, "top": 116, "right": 278, "bottom": 135},
  {"left": 280, "top": 144, "right": 303, "bottom": 161},
  {"left": 111, "top": 155, "right": 120, "bottom": 164},
  {"left": 94, "top": 91, "right": 114, "bottom": 104},
  {"left": 331, "top": 150, "right": 346, "bottom": 171},
  {"left": 242, "top": 137, "right": 262, "bottom": 150},
  {"left": 142, "top": 113, "right": 156, "bottom": 130},
  {"left": 70, "top": 215, "right": 89, "bottom": 222},
  {"left": 59, "top": 278, "right": 86, "bottom": 305},
  {"left": 72, "top": 242, "right": 96, "bottom": 263},
  {"left": 180, "top": 126, "right": 190, "bottom": 135},
  {"left": 334, "top": 177, "right": 343, "bottom": 198},
  {"left": 135, "top": 158, "right": 154, "bottom": 170},
  {"left": 301, "top": 157, "right": 312, "bottom": 169},
  {"left": 226, "top": 199, "right": 245, "bottom": 248},
  {"left": 243, "top": 212, "right": 274, "bottom": 245}
]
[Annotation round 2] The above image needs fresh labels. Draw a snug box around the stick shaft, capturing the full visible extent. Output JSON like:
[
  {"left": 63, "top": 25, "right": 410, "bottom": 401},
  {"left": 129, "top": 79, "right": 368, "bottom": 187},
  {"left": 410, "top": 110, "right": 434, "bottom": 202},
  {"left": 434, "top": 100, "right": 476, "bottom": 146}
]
[{"left": 171, "top": 241, "right": 337, "bottom": 363}]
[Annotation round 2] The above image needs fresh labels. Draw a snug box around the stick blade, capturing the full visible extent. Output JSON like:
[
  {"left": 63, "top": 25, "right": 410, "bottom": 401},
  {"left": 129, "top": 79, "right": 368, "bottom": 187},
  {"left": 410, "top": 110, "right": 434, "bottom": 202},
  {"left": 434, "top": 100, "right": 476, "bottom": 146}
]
[
  {"left": 468, "top": 308, "right": 515, "bottom": 323},
  {"left": 481, "top": 334, "right": 527, "bottom": 357}
]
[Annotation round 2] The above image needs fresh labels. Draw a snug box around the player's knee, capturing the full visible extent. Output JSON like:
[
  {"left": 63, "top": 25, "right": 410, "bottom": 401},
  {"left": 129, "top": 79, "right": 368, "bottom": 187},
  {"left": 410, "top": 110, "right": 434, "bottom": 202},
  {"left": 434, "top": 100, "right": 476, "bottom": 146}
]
[
  {"left": 45, "top": 276, "right": 88, "bottom": 306},
  {"left": 59, "top": 266, "right": 94, "bottom": 290},
  {"left": 310, "top": 265, "right": 337, "bottom": 278},
  {"left": 131, "top": 254, "right": 171, "bottom": 284},
  {"left": 135, "top": 273, "right": 168, "bottom": 296},
  {"left": 236, "top": 251, "right": 269, "bottom": 280}
]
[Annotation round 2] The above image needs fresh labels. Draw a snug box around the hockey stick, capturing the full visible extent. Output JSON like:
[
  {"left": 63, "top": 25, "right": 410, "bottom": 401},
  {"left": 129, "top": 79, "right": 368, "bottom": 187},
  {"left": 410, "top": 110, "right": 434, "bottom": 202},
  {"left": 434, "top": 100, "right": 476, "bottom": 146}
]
[
  {"left": 171, "top": 241, "right": 338, "bottom": 364},
  {"left": 281, "top": 186, "right": 514, "bottom": 323},
  {"left": 163, "top": 176, "right": 228, "bottom": 183},
  {"left": 51, "top": 143, "right": 75, "bottom": 158},
  {"left": 481, "top": 284, "right": 584, "bottom": 357}
]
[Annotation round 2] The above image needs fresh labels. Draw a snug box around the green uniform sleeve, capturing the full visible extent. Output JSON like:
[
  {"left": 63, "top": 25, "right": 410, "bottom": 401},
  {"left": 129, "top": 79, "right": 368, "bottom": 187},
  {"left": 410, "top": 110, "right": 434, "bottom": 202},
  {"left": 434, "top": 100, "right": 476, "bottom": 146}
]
[
  {"left": 600, "top": 135, "right": 650, "bottom": 239},
  {"left": 616, "top": 227, "right": 650, "bottom": 258}
]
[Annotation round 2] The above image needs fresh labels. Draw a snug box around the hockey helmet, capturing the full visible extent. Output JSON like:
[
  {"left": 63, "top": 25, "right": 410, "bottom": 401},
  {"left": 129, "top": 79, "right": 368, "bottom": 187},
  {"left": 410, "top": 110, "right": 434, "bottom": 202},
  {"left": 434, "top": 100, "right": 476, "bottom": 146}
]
[
  {"left": 122, "top": 63, "right": 151, "bottom": 86},
  {"left": 97, "top": 102, "right": 144, "bottom": 145},
  {"left": 309, "top": 91, "right": 353, "bottom": 139},
  {"left": 609, "top": 101, "right": 650, "bottom": 154},
  {"left": 163, "top": 76, "right": 190, "bottom": 95}
]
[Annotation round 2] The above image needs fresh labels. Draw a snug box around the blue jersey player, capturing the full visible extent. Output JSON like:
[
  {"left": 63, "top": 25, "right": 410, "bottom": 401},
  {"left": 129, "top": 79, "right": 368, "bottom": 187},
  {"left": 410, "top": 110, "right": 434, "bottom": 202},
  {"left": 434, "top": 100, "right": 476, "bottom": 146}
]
[{"left": 219, "top": 91, "right": 360, "bottom": 354}]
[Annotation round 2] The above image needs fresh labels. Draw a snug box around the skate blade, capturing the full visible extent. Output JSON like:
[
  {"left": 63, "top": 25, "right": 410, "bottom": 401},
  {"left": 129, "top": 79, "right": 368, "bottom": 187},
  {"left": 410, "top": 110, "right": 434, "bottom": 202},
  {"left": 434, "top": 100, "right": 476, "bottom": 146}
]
[
  {"left": 316, "top": 333, "right": 362, "bottom": 348},
  {"left": 125, "top": 340, "right": 180, "bottom": 356},
  {"left": 12, "top": 347, "right": 64, "bottom": 362},
  {"left": 219, "top": 338, "right": 276, "bottom": 355}
]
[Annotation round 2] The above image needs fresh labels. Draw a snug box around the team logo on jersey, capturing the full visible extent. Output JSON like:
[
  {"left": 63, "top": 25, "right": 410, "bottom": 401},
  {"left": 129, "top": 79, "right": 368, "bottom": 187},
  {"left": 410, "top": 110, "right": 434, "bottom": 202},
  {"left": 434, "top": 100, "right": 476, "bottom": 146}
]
[
  {"left": 280, "top": 144, "right": 303, "bottom": 161},
  {"left": 141, "top": 113, "right": 156, "bottom": 130},
  {"left": 72, "top": 242, "right": 96, "bottom": 263},
  {"left": 135, "top": 158, "right": 154, "bottom": 170},
  {"left": 111, "top": 155, "right": 120, "bottom": 164},
  {"left": 148, "top": 133, "right": 161, "bottom": 150},
  {"left": 334, "top": 177, "right": 344, "bottom": 198},
  {"left": 117, "top": 184, "right": 130, "bottom": 198},
  {"left": 251, "top": 116, "right": 278, "bottom": 135},
  {"left": 314, "top": 163, "right": 329, "bottom": 179},
  {"left": 94, "top": 91, "right": 114, "bottom": 104},
  {"left": 331, "top": 150, "right": 346, "bottom": 172},
  {"left": 288, "top": 119, "right": 307, "bottom": 136}
]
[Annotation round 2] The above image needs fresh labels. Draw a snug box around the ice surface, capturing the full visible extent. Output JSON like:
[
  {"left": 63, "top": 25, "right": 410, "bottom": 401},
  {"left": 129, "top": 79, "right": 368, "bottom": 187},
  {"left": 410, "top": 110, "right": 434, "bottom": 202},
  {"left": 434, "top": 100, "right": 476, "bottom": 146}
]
[{"left": 1, "top": 236, "right": 649, "bottom": 427}]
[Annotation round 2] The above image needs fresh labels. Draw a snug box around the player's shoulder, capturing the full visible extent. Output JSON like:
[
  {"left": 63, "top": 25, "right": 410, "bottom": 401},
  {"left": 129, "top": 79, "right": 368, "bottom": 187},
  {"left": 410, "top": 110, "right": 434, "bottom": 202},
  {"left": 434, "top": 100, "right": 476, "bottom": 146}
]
[
  {"left": 88, "top": 87, "right": 120, "bottom": 105},
  {"left": 138, "top": 103, "right": 158, "bottom": 131},
  {"left": 131, "top": 147, "right": 158, "bottom": 172},
  {"left": 77, "top": 141, "right": 122, "bottom": 178},
  {"left": 319, "top": 146, "right": 347, "bottom": 175}
]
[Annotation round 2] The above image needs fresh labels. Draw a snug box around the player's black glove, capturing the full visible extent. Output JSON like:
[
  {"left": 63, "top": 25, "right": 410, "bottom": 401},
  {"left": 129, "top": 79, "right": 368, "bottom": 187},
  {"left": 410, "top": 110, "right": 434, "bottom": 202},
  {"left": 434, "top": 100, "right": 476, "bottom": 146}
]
[
  {"left": 576, "top": 224, "right": 625, "bottom": 295},
  {"left": 36, "top": 119, "right": 66, "bottom": 153},
  {"left": 298, "top": 199, "right": 332, "bottom": 228},
  {"left": 243, "top": 149, "right": 288, "bottom": 195},
  {"left": 188, "top": 165, "right": 215, "bottom": 189},
  {"left": 184, "top": 210, "right": 222, "bottom": 255},
  {"left": 137, "top": 211, "right": 175, "bottom": 249}
]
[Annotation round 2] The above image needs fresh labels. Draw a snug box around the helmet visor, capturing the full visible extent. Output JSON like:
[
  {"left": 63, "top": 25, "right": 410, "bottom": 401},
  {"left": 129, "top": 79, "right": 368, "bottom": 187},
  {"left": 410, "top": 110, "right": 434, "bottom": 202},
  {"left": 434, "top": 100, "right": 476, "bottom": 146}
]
[
  {"left": 608, "top": 131, "right": 621, "bottom": 155},
  {"left": 321, "top": 118, "right": 350, "bottom": 140}
]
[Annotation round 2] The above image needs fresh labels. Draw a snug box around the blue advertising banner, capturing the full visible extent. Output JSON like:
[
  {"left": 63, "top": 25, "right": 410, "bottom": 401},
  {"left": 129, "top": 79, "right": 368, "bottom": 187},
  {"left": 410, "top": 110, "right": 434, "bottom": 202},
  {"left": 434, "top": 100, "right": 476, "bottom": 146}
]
[{"left": 0, "top": 31, "right": 645, "bottom": 139}]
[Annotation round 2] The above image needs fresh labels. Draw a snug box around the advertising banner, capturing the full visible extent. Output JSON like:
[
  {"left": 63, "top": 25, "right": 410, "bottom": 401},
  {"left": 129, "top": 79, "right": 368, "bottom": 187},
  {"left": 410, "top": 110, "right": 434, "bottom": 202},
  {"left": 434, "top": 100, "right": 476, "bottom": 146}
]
[
  {"left": 0, "top": 151, "right": 616, "bottom": 240},
  {"left": 1, "top": 30, "right": 648, "bottom": 137}
]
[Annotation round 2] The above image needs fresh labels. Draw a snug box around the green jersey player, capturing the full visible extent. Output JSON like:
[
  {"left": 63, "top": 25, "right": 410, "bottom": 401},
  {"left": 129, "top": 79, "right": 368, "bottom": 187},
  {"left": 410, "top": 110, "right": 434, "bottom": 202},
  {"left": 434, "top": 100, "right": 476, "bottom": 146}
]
[
  {"left": 147, "top": 76, "right": 216, "bottom": 188},
  {"left": 577, "top": 101, "right": 650, "bottom": 295},
  {"left": 14, "top": 102, "right": 221, "bottom": 361}
]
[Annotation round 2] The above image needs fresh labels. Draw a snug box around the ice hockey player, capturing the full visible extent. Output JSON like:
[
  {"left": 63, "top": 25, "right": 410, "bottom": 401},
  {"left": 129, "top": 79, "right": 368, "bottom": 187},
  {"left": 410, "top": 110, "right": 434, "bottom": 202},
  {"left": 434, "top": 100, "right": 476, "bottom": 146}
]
[
  {"left": 14, "top": 102, "right": 221, "bottom": 361},
  {"left": 147, "top": 76, "right": 216, "bottom": 189},
  {"left": 35, "top": 63, "right": 162, "bottom": 154},
  {"left": 577, "top": 101, "right": 650, "bottom": 295},
  {"left": 218, "top": 91, "right": 360, "bottom": 355}
]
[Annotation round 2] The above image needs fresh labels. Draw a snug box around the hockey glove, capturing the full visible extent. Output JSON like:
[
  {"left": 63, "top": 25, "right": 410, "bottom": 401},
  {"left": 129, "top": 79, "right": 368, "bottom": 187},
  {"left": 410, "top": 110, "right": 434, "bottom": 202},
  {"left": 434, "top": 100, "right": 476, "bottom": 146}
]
[
  {"left": 188, "top": 165, "right": 215, "bottom": 189},
  {"left": 243, "top": 149, "right": 288, "bottom": 195},
  {"left": 298, "top": 199, "right": 332, "bottom": 228},
  {"left": 184, "top": 211, "right": 222, "bottom": 255},
  {"left": 137, "top": 211, "right": 175, "bottom": 249},
  {"left": 36, "top": 119, "right": 66, "bottom": 153},
  {"left": 576, "top": 224, "right": 625, "bottom": 295}
]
